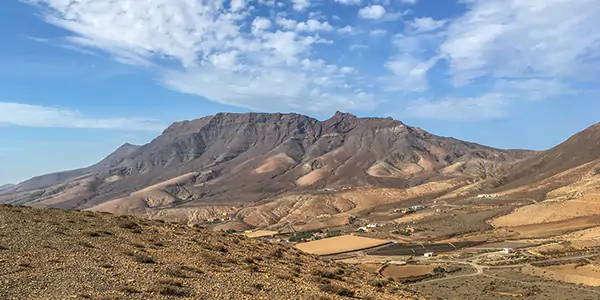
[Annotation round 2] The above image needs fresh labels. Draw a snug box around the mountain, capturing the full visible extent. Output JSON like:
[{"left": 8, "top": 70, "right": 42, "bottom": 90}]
[
  {"left": 0, "top": 112, "right": 532, "bottom": 227},
  {"left": 0, "top": 205, "right": 415, "bottom": 299},
  {"left": 429, "top": 121, "right": 600, "bottom": 231},
  {"left": 1, "top": 143, "right": 141, "bottom": 195},
  {"left": 492, "top": 122, "right": 600, "bottom": 196},
  {"left": 0, "top": 184, "right": 14, "bottom": 192}
]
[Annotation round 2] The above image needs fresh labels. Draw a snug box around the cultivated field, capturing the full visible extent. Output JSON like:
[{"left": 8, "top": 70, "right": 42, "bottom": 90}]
[
  {"left": 381, "top": 265, "right": 436, "bottom": 280},
  {"left": 295, "top": 236, "right": 391, "bottom": 256},
  {"left": 524, "top": 263, "right": 600, "bottom": 286},
  {"left": 244, "top": 230, "right": 278, "bottom": 238}
]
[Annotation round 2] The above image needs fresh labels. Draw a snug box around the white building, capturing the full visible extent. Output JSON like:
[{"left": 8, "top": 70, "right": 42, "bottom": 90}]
[
  {"left": 424, "top": 252, "right": 434, "bottom": 257},
  {"left": 502, "top": 248, "right": 515, "bottom": 254}
]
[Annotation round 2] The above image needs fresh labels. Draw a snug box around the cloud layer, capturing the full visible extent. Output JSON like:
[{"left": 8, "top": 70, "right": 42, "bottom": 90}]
[
  {"left": 0, "top": 102, "right": 164, "bottom": 131},
  {"left": 24, "top": 0, "right": 600, "bottom": 120}
]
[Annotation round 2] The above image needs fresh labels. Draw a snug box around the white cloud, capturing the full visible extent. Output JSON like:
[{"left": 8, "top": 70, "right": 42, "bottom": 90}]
[
  {"left": 338, "top": 25, "right": 360, "bottom": 36},
  {"left": 276, "top": 17, "right": 298, "bottom": 30},
  {"left": 380, "top": 55, "right": 436, "bottom": 92},
  {"left": 404, "top": 94, "right": 509, "bottom": 121},
  {"left": 358, "top": 5, "right": 386, "bottom": 19},
  {"left": 26, "top": 0, "right": 600, "bottom": 122},
  {"left": 400, "top": 0, "right": 418, "bottom": 4},
  {"left": 291, "top": 0, "right": 311, "bottom": 11},
  {"left": 335, "top": 0, "right": 362, "bottom": 5},
  {"left": 407, "top": 17, "right": 447, "bottom": 33},
  {"left": 252, "top": 17, "right": 272, "bottom": 33},
  {"left": 0, "top": 102, "right": 164, "bottom": 131},
  {"left": 370, "top": 29, "right": 387, "bottom": 36},
  {"left": 440, "top": 0, "right": 600, "bottom": 86},
  {"left": 26, "top": 0, "right": 375, "bottom": 117},
  {"left": 230, "top": 0, "right": 246, "bottom": 11},
  {"left": 296, "top": 19, "right": 334, "bottom": 32}
]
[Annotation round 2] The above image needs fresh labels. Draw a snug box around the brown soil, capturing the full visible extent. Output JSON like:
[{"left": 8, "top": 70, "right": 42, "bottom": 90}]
[
  {"left": 0, "top": 205, "right": 416, "bottom": 299},
  {"left": 524, "top": 264, "right": 600, "bottom": 286},
  {"left": 296, "top": 236, "right": 391, "bottom": 256},
  {"left": 357, "top": 263, "right": 381, "bottom": 273},
  {"left": 381, "top": 265, "right": 436, "bottom": 280},
  {"left": 507, "top": 216, "right": 600, "bottom": 238}
]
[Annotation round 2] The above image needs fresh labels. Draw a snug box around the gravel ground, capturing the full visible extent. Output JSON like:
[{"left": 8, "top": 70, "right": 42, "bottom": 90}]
[{"left": 0, "top": 205, "right": 419, "bottom": 299}]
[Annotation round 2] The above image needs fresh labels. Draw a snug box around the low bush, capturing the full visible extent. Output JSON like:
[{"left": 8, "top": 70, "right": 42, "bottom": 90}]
[{"left": 320, "top": 283, "right": 355, "bottom": 297}]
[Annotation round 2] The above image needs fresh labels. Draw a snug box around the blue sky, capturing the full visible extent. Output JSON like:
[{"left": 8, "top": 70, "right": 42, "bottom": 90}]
[{"left": 1, "top": 0, "right": 600, "bottom": 184}]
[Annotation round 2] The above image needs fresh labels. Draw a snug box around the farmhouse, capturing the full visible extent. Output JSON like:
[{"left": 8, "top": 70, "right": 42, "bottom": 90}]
[{"left": 502, "top": 248, "right": 515, "bottom": 254}]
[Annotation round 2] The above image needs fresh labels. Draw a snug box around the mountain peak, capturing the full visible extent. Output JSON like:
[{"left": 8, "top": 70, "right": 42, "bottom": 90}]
[{"left": 332, "top": 111, "right": 357, "bottom": 120}]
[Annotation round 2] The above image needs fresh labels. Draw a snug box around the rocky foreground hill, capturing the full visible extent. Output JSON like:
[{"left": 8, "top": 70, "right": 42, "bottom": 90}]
[
  {"left": 0, "top": 205, "right": 418, "bottom": 299},
  {"left": 0, "top": 112, "right": 532, "bottom": 227}
]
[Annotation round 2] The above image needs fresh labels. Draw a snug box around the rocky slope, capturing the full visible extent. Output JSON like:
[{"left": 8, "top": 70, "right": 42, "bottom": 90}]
[
  {"left": 0, "top": 205, "right": 417, "bottom": 299},
  {"left": 0, "top": 112, "right": 532, "bottom": 225}
]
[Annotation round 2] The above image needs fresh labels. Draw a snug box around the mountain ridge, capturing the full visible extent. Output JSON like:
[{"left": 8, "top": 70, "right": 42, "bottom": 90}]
[{"left": 0, "top": 112, "right": 534, "bottom": 226}]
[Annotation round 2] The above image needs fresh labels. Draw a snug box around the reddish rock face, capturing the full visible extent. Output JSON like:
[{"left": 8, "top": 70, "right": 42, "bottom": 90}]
[{"left": 0, "top": 112, "right": 532, "bottom": 212}]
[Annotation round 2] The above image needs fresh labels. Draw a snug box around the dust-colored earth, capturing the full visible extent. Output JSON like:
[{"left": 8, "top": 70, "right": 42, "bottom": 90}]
[
  {"left": 381, "top": 265, "right": 437, "bottom": 280},
  {"left": 524, "top": 264, "right": 600, "bottom": 286},
  {"left": 295, "top": 236, "right": 391, "bottom": 256},
  {"left": 0, "top": 205, "right": 416, "bottom": 300}
]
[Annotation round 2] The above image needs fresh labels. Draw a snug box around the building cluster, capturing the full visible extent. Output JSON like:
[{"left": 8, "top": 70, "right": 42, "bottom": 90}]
[
  {"left": 357, "top": 223, "right": 379, "bottom": 232},
  {"left": 393, "top": 205, "right": 426, "bottom": 215},
  {"left": 477, "top": 194, "right": 500, "bottom": 199}
]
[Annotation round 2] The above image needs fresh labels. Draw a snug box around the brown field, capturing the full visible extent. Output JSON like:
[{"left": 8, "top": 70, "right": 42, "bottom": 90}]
[
  {"left": 244, "top": 230, "right": 278, "bottom": 238},
  {"left": 381, "top": 265, "right": 436, "bottom": 280},
  {"left": 524, "top": 264, "right": 600, "bottom": 286},
  {"left": 357, "top": 263, "right": 381, "bottom": 273},
  {"left": 295, "top": 236, "right": 391, "bottom": 256},
  {"left": 507, "top": 216, "right": 600, "bottom": 238}
]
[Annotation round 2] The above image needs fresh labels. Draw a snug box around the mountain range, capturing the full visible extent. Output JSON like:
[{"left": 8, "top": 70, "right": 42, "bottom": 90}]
[{"left": 2, "top": 112, "right": 599, "bottom": 231}]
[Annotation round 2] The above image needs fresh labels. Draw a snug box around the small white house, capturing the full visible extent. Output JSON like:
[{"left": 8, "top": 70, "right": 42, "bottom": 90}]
[
  {"left": 366, "top": 223, "right": 378, "bottom": 228},
  {"left": 424, "top": 252, "right": 434, "bottom": 257},
  {"left": 502, "top": 248, "right": 515, "bottom": 254}
]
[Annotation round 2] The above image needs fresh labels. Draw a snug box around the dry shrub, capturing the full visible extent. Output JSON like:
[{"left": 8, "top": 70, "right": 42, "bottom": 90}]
[
  {"left": 312, "top": 268, "right": 344, "bottom": 281},
  {"left": 77, "top": 241, "right": 95, "bottom": 249},
  {"left": 123, "top": 251, "right": 155, "bottom": 264},
  {"left": 368, "top": 278, "right": 390, "bottom": 288},
  {"left": 320, "top": 283, "right": 355, "bottom": 297},
  {"left": 117, "top": 220, "right": 140, "bottom": 230},
  {"left": 83, "top": 231, "right": 103, "bottom": 237},
  {"left": 270, "top": 248, "right": 285, "bottom": 258},
  {"left": 158, "top": 279, "right": 184, "bottom": 287},
  {"left": 149, "top": 285, "right": 189, "bottom": 298},
  {"left": 276, "top": 273, "right": 294, "bottom": 281},
  {"left": 118, "top": 286, "right": 142, "bottom": 294},
  {"left": 164, "top": 268, "right": 189, "bottom": 278},
  {"left": 180, "top": 265, "right": 204, "bottom": 274}
]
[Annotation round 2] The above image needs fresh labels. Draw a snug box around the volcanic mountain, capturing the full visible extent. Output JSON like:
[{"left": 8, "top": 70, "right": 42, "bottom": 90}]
[{"left": 0, "top": 112, "right": 532, "bottom": 227}]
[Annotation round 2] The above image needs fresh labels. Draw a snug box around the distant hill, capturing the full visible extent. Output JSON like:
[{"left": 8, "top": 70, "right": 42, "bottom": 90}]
[
  {"left": 0, "top": 184, "right": 14, "bottom": 192},
  {"left": 0, "top": 112, "right": 532, "bottom": 226}
]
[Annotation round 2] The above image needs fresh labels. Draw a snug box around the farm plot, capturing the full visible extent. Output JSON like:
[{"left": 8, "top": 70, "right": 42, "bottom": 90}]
[{"left": 295, "top": 235, "right": 391, "bottom": 256}]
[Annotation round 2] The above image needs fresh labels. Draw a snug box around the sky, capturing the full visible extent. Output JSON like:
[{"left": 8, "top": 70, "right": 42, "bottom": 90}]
[{"left": 1, "top": 0, "right": 600, "bottom": 185}]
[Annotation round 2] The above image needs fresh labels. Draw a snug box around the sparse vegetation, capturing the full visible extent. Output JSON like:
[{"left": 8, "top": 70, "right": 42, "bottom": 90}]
[
  {"left": 325, "top": 230, "right": 342, "bottom": 238},
  {"left": 0, "top": 205, "right": 412, "bottom": 299},
  {"left": 117, "top": 220, "right": 140, "bottom": 230},
  {"left": 289, "top": 231, "right": 315, "bottom": 242},
  {"left": 149, "top": 283, "right": 189, "bottom": 297},
  {"left": 123, "top": 251, "right": 155, "bottom": 264},
  {"left": 320, "top": 283, "right": 355, "bottom": 297}
]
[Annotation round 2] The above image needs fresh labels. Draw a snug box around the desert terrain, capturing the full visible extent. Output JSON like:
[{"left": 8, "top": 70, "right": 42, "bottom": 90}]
[
  {"left": 4, "top": 112, "right": 600, "bottom": 298},
  {"left": 0, "top": 205, "right": 417, "bottom": 299}
]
